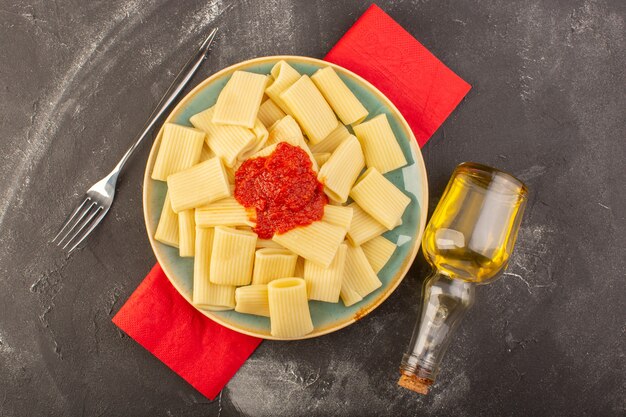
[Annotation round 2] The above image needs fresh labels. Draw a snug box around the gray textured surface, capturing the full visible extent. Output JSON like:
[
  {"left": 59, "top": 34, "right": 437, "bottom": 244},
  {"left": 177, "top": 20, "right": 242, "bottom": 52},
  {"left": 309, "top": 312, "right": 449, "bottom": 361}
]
[{"left": 0, "top": 0, "right": 625, "bottom": 416}]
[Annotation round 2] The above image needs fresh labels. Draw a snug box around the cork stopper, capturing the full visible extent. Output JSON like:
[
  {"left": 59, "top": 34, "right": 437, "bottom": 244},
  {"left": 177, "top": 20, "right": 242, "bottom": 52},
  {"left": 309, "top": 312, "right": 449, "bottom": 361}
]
[{"left": 398, "top": 373, "right": 432, "bottom": 395}]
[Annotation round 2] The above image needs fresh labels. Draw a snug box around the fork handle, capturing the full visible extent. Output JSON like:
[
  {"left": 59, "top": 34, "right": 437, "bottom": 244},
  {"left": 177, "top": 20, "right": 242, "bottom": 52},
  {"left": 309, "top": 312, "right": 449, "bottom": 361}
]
[{"left": 109, "top": 28, "right": 218, "bottom": 179}]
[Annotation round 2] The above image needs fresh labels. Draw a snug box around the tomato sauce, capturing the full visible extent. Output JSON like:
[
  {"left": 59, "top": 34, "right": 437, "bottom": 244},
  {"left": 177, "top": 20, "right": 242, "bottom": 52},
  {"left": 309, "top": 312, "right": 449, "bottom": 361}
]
[{"left": 234, "top": 142, "right": 328, "bottom": 239}]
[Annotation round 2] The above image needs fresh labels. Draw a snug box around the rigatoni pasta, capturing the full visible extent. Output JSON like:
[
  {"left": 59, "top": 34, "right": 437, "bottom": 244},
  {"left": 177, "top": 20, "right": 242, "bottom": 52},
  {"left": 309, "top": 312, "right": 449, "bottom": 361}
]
[
  {"left": 272, "top": 221, "right": 346, "bottom": 268},
  {"left": 311, "top": 67, "right": 368, "bottom": 125},
  {"left": 190, "top": 107, "right": 257, "bottom": 167},
  {"left": 340, "top": 284, "right": 363, "bottom": 307},
  {"left": 235, "top": 285, "right": 270, "bottom": 317},
  {"left": 195, "top": 197, "right": 253, "bottom": 228},
  {"left": 154, "top": 191, "right": 179, "bottom": 248},
  {"left": 279, "top": 75, "right": 338, "bottom": 144},
  {"left": 317, "top": 135, "right": 365, "bottom": 203},
  {"left": 350, "top": 167, "right": 411, "bottom": 230},
  {"left": 309, "top": 123, "right": 350, "bottom": 154},
  {"left": 266, "top": 115, "right": 318, "bottom": 171},
  {"left": 304, "top": 243, "right": 347, "bottom": 303},
  {"left": 195, "top": 283, "right": 236, "bottom": 310},
  {"left": 167, "top": 157, "right": 231, "bottom": 213},
  {"left": 268, "top": 278, "right": 314, "bottom": 338},
  {"left": 178, "top": 209, "right": 195, "bottom": 257},
  {"left": 257, "top": 99, "right": 286, "bottom": 128},
  {"left": 212, "top": 70, "right": 268, "bottom": 128},
  {"left": 293, "top": 257, "right": 305, "bottom": 278},
  {"left": 266, "top": 115, "right": 305, "bottom": 146},
  {"left": 342, "top": 243, "right": 382, "bottom": 298},
  {"left": 151, "top": 123, "right": 205, "bottom": 181},
  {"left": 250, "top": 142, "right": 279, "bottom": 159},
  {"left": 361, "top": 236, "right": 396, "bottom": 273},
  {"left": 265, "top": 61, "right": 301, "bottom": 113},
  {"left": 313, "top": 153, "right": 331, "bottom": 167},
  {"left": 241, "top": 118, "right": 270, "bottom": 159},
  {"left": 353, "top": 114, "right": 407, "bottom": 174},
  {"left": 193, "top": 227, "right": 236, "bottom": 310},
  {"left": 346, "top": 202, "right": 387, "bottom": 246},
  {"left": 199, "top": 143, "right": 215, "bottom": 162},
  {"left": 256, "top": 239, "right": 285, "bottom": 249},
  {"left": 322, "top": 205, "right": 353, "bottom": 231},
  {"left": 252, "top": 248, "right": 298, "bottom": 285},
  {"left": 209, "top": 226, "right": 257, "bottom": 286},
  {"left": 225, "top": 165, "right": 236, "bottom": 187},
  {"left": 193, "top": 227, "right": 213, "bottom": 287}
]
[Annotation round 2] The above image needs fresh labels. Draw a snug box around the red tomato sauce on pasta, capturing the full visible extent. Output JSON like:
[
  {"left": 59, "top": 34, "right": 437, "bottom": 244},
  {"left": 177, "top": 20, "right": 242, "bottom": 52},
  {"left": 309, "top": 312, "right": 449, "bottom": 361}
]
[{"left": 234, "top": 142, "right": 328, "bottom": 239}]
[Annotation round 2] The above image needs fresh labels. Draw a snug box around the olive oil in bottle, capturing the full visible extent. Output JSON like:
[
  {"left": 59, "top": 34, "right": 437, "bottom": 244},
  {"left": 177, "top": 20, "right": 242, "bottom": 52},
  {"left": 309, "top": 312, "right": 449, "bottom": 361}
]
[
  {"left": 398, "top": 163, "right": 528, "bottom": 394},
  {"left": 422, "top": 163, "right": 527, "bottom": 283}
]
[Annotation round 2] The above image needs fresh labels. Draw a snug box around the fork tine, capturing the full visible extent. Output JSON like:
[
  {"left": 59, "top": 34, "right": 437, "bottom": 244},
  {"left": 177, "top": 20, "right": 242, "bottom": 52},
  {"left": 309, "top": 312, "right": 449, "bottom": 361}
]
[
  {"left": 56, "top": 200, "right": 97, "bottom": 246},
  {"left": 61, "top": 204, "right": 102, "bottom": 250},
  {"left": 57, "top": 201, "right": 97, "bottom": 247},
  {"left": 52, "top": 197, "right": 91, "bottom": 243},
  {"left": 67, "top": 207, "right": 108, "bottom": 253}
]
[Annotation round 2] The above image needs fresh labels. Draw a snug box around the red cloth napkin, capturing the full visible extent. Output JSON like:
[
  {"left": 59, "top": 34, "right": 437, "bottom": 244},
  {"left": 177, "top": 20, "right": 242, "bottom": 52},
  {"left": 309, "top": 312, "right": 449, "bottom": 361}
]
[
  {"left": 326, "top": 4, "right": 471, "bottom": 147},
  {"left": 112, "top": 264, "right": 262, "bottom": 399},
  {"left": 113, "top": 3, "right": 470, "bottom": 400}
]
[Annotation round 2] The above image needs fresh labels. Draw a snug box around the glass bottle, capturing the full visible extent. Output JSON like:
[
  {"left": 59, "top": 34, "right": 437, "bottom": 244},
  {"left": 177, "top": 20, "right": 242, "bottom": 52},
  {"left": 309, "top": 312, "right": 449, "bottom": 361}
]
[{"left": 398, "top": 162, "right": 528, "bottom": 394}]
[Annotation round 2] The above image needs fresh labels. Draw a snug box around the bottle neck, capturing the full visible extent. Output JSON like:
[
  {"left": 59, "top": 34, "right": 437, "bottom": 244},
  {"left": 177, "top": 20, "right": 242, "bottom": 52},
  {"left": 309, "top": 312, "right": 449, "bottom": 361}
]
[{"left": 398, "top": 271, "right": 475, "bottom": 394}]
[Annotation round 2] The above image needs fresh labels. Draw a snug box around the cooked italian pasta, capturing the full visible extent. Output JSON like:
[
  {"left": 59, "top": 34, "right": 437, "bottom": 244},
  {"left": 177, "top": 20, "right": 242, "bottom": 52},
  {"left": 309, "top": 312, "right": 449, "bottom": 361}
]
[
  {"left": 293, "top": 257, "right": 305, "bottom": 278},
  {"left": 317, "top": 135, "right": 365, "bottom": 203},
  {"left": 350, "top": 167, "right": 411, "bottom": 230},
  {"left": 257, "top": 99, "right": 286, "bottom": 128},
  {"left": 313, "top": 152, "right": 331, "bottom": 167},
  {"left": 209, "top": 226, "right": 257, "bottom": 286},
  {"left": 304, "top": 243, "right": 347, "bottom": 303},
  {"left": 212, "top": 70, "right": 268, "bottom": 128},
  {"left": 279, "top": 75, "right": 338, "bottom": 144},
  {"left": 342, "top": 243, "right": 382, "bottom": 299},
  {"left": 178, "top": 209, "right": 195, "bottom": 257},
  {"left": 194, "top": 283, "right": 237, "bottom": 310},
  {"left": 151, "top": 123, "right": 205, "bottom": 181},
  {"left": 235, "top": 285, "right": 270, "bottom": 317},
  {"left": 193, "top": 227, "right": 237, "bottom": 310},
  {"left": 190, "top": 107, "right": 257, "bottom": 167},
  {"left": 311, "top": 66, "right": 368, "bottom": 125},
  {"left": 266, "top": 61, "right": 301, "bottom": 112},
  {"left": 225, "top": 166, "right": 236, "bottom": 188},
  {"left": 250, "top": 142, "right": 279, "bottom": 159},
  {"left": 153, "top": 61, "right": 415, "bottom": 335},
  {"left": 266, "top": 115, "right": 318, "bottom": 171},
  {"left": 195, "top": 197, "right": 253, "bottom": 228},
  {"left": 268, "top": 278, "right": 314, "bottom": 338},
  {"left": 309, "top": 123, "right": 350, "bottom": 154},
  {"left": 199, "top": 143, "right": 215, "bottom": 162},
  {"left": 154, "top": 191, "right": 179, "bottom": 248},
  {"left": 322, "top": 205, "right": 353, "bottom": 231},
  {"left": 193, "top": 227, "right": 213, "bottom": 285},
  {"left": 242, "top": 118, "right": 270, "bottom": 159},
  {"left": 167, "top": 157, "right": 231, "bottom": 213},
  {"left": 252, "top": 248, "right": 298, "bottom": 285},
  {"left": 266, "top": 115, "right": 305, "bottom": 146},
  {"left": 346, "top": 202, "right": 387, "bottom": 246},
  {"left": 272, "top": 221, "right": 347, "bottom": 268},
  {"left": 353, "top": 114, "right": 407, "bottom": 174},
  {"left": 361, "top": 236, "right": 396, "bottom": 273},
  {"left": 195, "top": 283, "right": 236, "bottom": 310},
  {"left": 256, "top": 239, "right": 285, "bottom": 249},
  {"left": 340, "top": 284, "right": 363, "bottom": 307}
]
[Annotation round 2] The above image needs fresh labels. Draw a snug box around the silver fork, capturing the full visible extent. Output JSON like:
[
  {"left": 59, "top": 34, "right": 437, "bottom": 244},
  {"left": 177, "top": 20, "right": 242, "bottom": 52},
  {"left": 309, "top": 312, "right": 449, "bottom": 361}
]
[{"left": 52, "top": 27, "right": 218, "bottom": 253}]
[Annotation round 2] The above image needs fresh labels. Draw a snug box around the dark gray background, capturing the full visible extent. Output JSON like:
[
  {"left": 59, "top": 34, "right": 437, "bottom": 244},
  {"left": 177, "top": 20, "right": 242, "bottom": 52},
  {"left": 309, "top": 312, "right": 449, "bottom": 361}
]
[{"left": 1, "top": 0, "right": 624, "bottom": 416}]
